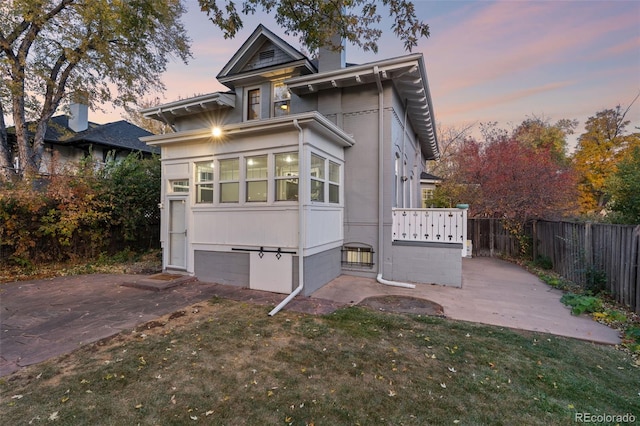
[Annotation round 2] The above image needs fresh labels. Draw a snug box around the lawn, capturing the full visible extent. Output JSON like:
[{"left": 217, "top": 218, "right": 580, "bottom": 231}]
[{"left": 1, "top": 298, "right": 638, "bottom": 425}]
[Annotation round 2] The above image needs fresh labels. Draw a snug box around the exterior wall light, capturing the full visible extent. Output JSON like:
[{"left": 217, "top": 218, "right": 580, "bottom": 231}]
[{"left": 212, "top": 126, "right": 222, "bottom": 138}]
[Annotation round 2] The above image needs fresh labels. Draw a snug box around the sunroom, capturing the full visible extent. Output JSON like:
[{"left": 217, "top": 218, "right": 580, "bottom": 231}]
[{"left": 141, "top": 111, "right": 354, "bottom": 296}]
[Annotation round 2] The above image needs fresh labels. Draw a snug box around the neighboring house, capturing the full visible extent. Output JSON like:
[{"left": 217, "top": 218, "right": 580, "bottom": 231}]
[
  {"left": 141, "top": 25, "right": 466, "bottom": 305},
  {"left": 6, "top": 103, "right": 158, "bottom": 175},
  {"left": 420, "top": 172, "right": 442, "bottom": 207}
]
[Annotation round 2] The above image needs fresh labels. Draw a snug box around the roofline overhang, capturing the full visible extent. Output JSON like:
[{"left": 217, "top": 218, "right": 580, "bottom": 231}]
[
  {"left": 140, "top": 112, "right": 355, "bottom": 148},
  {"left": 286, "top": 54, "right": 439, "bottom": 160},
  {"left": 140, "top": 92, "right": 236, "bottom": 121},
  {"left": 218, "top": 58, "right": 316, "bottom": 89}
]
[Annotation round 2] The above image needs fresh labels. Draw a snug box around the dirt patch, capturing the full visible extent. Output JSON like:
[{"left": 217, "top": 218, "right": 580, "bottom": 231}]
[{"left": 358, "top": 295, "right": 445, "bottom": 316}]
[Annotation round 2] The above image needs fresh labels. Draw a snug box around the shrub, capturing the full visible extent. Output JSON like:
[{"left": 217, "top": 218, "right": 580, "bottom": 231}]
[
  {"left": 534, "top": 255, "right": 553, "bottom": 270},
  {"left": 560, "top": 293, "right": 603, "bottom": 315}
]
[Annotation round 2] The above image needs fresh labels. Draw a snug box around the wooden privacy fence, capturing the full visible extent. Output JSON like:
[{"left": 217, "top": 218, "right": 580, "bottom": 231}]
[{"left": 467, "top": 218, "right": 640, "bottom": 314}]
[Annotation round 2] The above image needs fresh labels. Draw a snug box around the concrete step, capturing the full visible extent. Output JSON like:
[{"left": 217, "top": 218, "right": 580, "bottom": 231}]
[{"left": 122, "top": 273, "right": 197, "bottom": 291}]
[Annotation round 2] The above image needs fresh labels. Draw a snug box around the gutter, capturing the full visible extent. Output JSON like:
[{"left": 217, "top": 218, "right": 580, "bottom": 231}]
[
  {"left": 373, "top": 66, "right": 416, "bottom": 289},
  {"left": 269, "top": 119, "right": 306, "bottom": 315}
]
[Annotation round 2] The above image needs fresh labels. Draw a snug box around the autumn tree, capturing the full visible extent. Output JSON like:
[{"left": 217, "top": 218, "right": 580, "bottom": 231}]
[
  {"left": 512, "top": 115, "right": 578, "bottom": 165},
  {"left": 573, "top": 103, "right": 640, "bottom": 214},
  {"left": 0, "top": 0, "right": 192, "bottom": 179},
  {"left": 1, "top": 0, "right": 430, "bottom": 180},
  {"left": 605, "top": 146, "right": 640, "bottom": 224},
  {"left": 122, "top": 97, "right": 174, "bottom": 135},
  {"left": 458, "top": 138, "right": 577, "bottom": 222}
]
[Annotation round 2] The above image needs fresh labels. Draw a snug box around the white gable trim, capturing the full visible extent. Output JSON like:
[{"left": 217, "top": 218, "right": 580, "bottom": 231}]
[{"left": 217, "top": 24, "right": 313, "bottom": 81}]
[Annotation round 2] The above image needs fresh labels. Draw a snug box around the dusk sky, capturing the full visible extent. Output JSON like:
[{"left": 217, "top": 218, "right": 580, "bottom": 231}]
[{"left": 94, "top": 0, "right": 640, "bottom": 150}]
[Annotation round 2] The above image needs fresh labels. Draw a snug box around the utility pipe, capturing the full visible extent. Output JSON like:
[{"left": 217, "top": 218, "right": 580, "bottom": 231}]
[
  {"left": 269, "top": 119, "right": 306, "bottom": 315},
  {"left": 373, "top": 66, "right": 416, "bottom": 289}
]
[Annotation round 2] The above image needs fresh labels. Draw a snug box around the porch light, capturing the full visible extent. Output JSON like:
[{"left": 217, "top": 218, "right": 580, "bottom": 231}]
[
  {"left": 212, "top": 126, "right": 222, "bottom": 138},
  {"left": 279, "top": 104, "right": 289, "bottom": 110}
]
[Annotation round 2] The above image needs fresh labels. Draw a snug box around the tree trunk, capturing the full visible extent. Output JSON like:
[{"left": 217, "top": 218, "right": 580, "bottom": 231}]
[{"left": 0, "top": 102, "right": 14, "bottom": 180}]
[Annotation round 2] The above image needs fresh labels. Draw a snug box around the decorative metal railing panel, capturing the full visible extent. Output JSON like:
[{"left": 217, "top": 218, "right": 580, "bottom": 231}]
[{"left": 392, "top": 208, "right": 467, "bottom": 244}]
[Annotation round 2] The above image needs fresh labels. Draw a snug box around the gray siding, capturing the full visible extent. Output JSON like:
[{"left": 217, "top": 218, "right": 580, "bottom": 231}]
[
  {"left": 390, "top": 241, "right": 462, "bottom": 287},
  {"left": 194, "top": 251, "right": 249, "bottom": 287},
  {"left": 301, "top": 247, "right": 342, "bottom": 296}
]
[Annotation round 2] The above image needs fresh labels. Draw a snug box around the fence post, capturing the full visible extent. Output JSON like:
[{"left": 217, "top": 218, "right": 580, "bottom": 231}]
[
  {"left": 490, "top": 219, "right": 495, "bottom": 258},
  {"left": 532, "top": 220, "right": 538, "bottom": 262},
  {"left": 584, "top": 222, "right": 593, "bottom": 272}
]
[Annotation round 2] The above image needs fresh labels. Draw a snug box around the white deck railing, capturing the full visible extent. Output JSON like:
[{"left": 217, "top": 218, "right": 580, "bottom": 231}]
[{"left": 392, "top": 208, "right": 468, "bottom": 248}]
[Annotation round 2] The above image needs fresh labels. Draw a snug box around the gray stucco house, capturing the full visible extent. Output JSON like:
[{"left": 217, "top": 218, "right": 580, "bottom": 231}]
[{"left": 141, "top": 25, "right": 466, "bottom": 310}]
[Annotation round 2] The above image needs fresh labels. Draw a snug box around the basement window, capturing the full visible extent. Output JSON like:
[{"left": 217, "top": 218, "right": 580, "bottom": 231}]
[{"left": 342, "top": 245, "right": 375, "bottom": 268}]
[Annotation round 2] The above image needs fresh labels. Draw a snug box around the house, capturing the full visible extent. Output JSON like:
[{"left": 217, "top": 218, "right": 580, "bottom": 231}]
[
  {"left": 420, "top": 172, "right": 442, "bottom": 207},
  {"left": 141, "top": 25, "right": 466, "bottom": 311},
  {"left": 6, "top": 103, "right": 158, "bottom": 175}
]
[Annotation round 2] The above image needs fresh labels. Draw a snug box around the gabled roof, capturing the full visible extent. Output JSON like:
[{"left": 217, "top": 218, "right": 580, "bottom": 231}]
[{"left": 216, "top": 24, "right": 315, "bottom": 88}]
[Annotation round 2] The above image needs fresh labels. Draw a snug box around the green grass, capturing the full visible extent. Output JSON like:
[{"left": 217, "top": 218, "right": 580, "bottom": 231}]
[{"left": 1, "top": 300, "right": 639, "bottom": 425}]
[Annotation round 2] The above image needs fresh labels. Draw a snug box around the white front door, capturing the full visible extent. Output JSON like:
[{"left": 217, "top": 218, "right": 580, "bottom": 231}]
[{"left": 168, "top": 198, "right": 187, "bottom": 269}]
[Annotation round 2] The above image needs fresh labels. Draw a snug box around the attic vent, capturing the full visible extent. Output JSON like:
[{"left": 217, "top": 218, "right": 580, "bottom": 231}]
[{"left": 259, "top": 50, "right": 275, "bottom": 61}]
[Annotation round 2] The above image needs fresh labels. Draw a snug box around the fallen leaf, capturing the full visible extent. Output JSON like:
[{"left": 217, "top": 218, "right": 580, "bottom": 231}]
[
  {"left": 205, "top": 410, "right": 214, "bottom": 416},
  {"left": 388, "top": 390, "right": 396, "bottom": 397},
  {"left": 440, "top": 383, "right": 447, "bottom": 389},
  {"left": 48, "top": 411, "right": 59, "bottom": 421},
  {"left": 11, "top": 395, "right": 23, "bottom": 399},
  {"left": 135, "top": 404, "right": 143, "bottom": 409}
]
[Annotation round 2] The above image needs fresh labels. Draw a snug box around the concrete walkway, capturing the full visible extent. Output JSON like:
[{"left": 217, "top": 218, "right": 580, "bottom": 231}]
[
  {"left": 0, "top": 258, "right": 621, "bottom": 377},
  {"left": 313, "top": 257, "right": 621, "bottom": 345}
]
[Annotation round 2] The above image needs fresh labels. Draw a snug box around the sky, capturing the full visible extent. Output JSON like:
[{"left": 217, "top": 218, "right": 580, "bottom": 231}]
[{"left": 93, "top": 0, "right": 640, "bottom": 150}]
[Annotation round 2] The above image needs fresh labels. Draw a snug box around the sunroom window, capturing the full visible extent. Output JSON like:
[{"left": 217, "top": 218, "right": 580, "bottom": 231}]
[
  {"left": 310, "top": 153, "right": 325, "bottom": 202},
  {"left": 246, "top": 155, "right": 268, "bottom": 202},
  {"left": 329, "top": 161, "right": 340, "bottom": 203},
  {"left": 195, "top": 162, "right": 214, "bottom": 203},
  {"left": 275, "top": 152, "right": 298, "bottom": 201},
  {"left": 219, "top": 158, "right": 239, "bottom": 203}
]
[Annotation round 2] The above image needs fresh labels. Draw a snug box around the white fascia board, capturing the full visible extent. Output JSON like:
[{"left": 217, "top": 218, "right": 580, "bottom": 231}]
[
  {"left": 286, "top": 54, "right": 423, "bottom": 89},
  {"left": 141, "top": 112, "right": 355, "bottom": 148},
  {"left": 140, "top": 93, "right": 235, "bottom": 119},
  {"left": 218, "top": 59, "right": 315, "bottom": 88},
  {"left": 287, "top": 53, "right": 439, "bottom": 160}
]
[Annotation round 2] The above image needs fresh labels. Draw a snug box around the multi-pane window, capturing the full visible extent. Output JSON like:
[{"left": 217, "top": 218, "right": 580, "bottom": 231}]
[
  {"left": 246, "top": 155, "right": 268, "bottom": 202},
  {"left": 273, "top": 82, "right": 290, "bottom": 117},
  {"left": 219, "top": 158, "right": 239, "bottom": 203},
  {"left": 247, "top": 88, "right": 260, "bottom": 120},
  {"left": 342, "top": 246, "right": 374, "bottom": 268},
  {"left": 310, "top": 153, "right": 325, "bottom": 202},
  {"left": 170, "top": 179, "right": 189, "bottom": 193},
  {"left": 195, "top": 162, "right": 214, "bottom": 203},
  {"left": 275, "top": 152, "right": 298, "bottom": 201},
  {"left": 422, "top": 188, "right": 434, "bottom": 208},
  {"left": 329, "top": 161, "right": 340, "bottom": 204}
]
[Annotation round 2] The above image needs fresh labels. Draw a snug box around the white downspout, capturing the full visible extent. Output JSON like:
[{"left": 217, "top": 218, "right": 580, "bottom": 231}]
[
  {"left": 269, "top": 119, "right": 306, "bottom": 315},
  {"left": 373, "top": 66, "right": 416, "bottom": 289}
]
